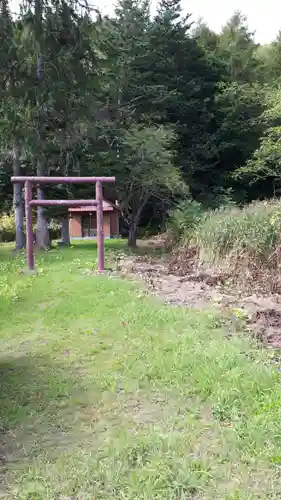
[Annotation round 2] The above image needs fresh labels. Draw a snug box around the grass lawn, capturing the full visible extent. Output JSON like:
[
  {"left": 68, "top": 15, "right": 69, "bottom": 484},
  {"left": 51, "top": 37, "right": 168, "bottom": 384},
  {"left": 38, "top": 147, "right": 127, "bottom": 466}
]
[{"left": 1, "top": 241, "right": 281, "bottom": 499}]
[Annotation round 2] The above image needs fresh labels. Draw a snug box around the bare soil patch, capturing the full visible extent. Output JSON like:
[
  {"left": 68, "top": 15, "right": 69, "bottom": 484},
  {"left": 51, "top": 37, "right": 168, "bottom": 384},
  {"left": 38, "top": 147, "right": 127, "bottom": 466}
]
[{"left": 121, "top": 240, "right": 281, "bottom": 348}]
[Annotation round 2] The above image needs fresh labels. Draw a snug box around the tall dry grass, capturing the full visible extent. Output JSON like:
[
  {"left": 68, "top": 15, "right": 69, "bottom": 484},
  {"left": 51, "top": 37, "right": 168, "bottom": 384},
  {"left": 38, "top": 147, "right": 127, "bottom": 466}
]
[
  {"left": 194, "top": 200, "right": 281, "bottom": 271},
  {"left": 169, "top": 199, "right": 281, "bottom": 289}
]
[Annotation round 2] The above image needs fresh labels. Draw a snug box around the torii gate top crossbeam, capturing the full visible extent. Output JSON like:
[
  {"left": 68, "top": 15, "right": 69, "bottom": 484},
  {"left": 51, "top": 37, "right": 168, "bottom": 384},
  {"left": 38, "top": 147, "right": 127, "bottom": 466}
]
[
  {"left": 12, "top": 176, "right": 115, "bottom": 184},
  {"left": 29, "top": 200, "right": 98, "bottom": 207}
]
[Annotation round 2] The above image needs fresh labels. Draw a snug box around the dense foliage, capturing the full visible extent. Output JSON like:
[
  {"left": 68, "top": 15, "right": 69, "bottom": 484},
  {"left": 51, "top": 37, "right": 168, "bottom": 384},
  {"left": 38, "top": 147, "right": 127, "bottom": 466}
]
[{"left": 1, "top": 0, "right": 281, "bottom": 246}]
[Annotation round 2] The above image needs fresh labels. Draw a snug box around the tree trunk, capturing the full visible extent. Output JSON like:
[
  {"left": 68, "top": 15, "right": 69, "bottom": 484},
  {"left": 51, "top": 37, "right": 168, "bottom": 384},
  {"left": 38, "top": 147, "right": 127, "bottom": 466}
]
[
  {"left": 35, "top": 0, "right": 48, "bottom": 249},
  {"left": 60, "top": 215, "right": 70, "bottom": 246},
  {"left": 127, "top": 200, "right": 149, "bottom": 248},
  {"left": 128, "top": 221, "right": 137, "bottom": 247},
  {"left": 36, "top": 163, "right": 50, "bottom": 249},
  {"left": 36, "top": 190, "right": 50, "bottom": 249},
  {"left": 13, "top": 145, "right": 25, "bottom": 250},
  {"left": 160, "top": 199, "right": 166, "bottom": 233}
]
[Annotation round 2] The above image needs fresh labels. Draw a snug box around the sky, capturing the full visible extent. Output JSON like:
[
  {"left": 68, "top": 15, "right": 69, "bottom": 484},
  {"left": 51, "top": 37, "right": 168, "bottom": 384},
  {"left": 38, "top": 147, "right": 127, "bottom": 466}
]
[
  {"left": 9, "top": 0, "right": 281, "bottom": 44},
  {"left": 187, "top": 0, "right": 281, "bottom": 44}
]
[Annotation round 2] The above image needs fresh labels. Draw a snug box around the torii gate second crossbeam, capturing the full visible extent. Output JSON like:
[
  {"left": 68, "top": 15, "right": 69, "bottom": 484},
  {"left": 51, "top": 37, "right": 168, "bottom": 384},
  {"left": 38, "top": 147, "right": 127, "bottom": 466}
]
[{"left": 11, "top": 176, "right": 116, "bottom": 272}]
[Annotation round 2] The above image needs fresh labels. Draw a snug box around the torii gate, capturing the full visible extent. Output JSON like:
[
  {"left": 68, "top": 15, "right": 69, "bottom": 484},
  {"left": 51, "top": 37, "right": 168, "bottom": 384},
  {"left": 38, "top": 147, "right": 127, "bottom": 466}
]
[{"left": 11, "top": 176, "right": 116, "bottom": 272}]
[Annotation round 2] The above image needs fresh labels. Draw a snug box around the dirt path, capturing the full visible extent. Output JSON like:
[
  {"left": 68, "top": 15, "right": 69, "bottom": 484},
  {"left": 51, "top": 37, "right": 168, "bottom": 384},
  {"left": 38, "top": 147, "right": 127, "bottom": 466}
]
[{"left": 120, "top": 240, "right": 281, "bottom": 349}]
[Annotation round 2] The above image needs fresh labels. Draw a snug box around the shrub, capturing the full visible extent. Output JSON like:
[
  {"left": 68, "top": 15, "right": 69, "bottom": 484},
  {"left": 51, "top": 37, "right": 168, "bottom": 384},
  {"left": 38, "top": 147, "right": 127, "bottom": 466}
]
[
  {"left": 47, "top": 218, "right": 61, "bottom": 240},
  {"left": 194, "top": 200, "right": 281, "bottom": 270},
  {"left": 0, "top": 214, "right": 62, "bottom": 244},
  {"left": 168, "top": 200, "right": 203, "bottom": 242},
  {"left": 0, "top": 213, "right": 15, "bottom": 242}
]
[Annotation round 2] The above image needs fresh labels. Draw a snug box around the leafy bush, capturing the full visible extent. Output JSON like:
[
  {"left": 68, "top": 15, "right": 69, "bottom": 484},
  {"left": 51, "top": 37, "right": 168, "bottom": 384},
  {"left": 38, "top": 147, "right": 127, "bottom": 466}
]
[
  {"left": 47, "top": 218, "right": 61, "bottom": 239},
  {"left": 194, "top": 200, "right": 281, "bottom": 270},
  {"left": 0, "top": 213, "right": 15, "bottom": 242},
  {"left": 168, "top": 200, "right": 203, "bottom": 242},
  {"left": 0, "top": 214, "right": 62, "bottom": 244}
]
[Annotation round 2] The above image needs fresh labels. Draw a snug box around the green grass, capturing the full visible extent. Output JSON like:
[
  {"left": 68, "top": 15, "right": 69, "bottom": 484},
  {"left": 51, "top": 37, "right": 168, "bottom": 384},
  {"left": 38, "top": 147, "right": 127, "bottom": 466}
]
[{"left": 1, "top": 241, "right": 281, "bottom": 499}]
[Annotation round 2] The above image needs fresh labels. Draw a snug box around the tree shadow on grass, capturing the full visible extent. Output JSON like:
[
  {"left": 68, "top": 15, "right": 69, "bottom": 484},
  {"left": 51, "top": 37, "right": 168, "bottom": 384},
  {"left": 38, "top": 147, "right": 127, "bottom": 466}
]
[
  {"left": 67, "top": 240, "right": 126, "bottom": 252},
  {"left": 0, "top": 244, "right": 16, "bottom": 262},
  {"left": 0, "top": 352, "right": 85, "bottom": 491},
  {"left": 59, "top": 240, "right": 167, "bottom": 258}
]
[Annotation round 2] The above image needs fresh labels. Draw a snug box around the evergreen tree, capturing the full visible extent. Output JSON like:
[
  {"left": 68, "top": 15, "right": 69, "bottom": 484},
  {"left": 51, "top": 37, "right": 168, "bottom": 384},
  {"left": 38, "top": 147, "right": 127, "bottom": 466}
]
[
  {"left": 0, "top": 0, "right": 29, "bottom": 249},
  {"left": 146, "top": 0, "right": 225, "bottom": 202},
  {"left": 97, "top": 0, "right": 186, "bottom": 243},
  {"left": 0, "top": 0, "right": 279, "bottom": 243}
]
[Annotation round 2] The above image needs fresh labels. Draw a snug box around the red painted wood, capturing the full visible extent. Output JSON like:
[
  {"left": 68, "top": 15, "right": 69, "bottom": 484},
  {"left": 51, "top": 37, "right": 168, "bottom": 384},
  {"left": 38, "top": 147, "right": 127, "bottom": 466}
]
[
  {"left": 96, "top": 181, "right": 104, "bottom": 272},
  {"left": 25, "top": 181, "right": 34, "bottom": 270},
  {"left": 29, "top": 200, "right": 98, "bottom": 207},
  {"left": 12, "top": 176, "right": 115, "bottom": 184}
]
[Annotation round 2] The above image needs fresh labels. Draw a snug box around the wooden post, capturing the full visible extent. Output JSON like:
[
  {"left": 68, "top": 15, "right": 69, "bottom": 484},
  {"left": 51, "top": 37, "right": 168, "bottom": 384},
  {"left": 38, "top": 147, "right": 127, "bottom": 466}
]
[
  {"left": 25, "top": 181, "right": 34, "bottom": 270},
  {"left": 96, "top": 181, "right": 104, "bottom": 272}
]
